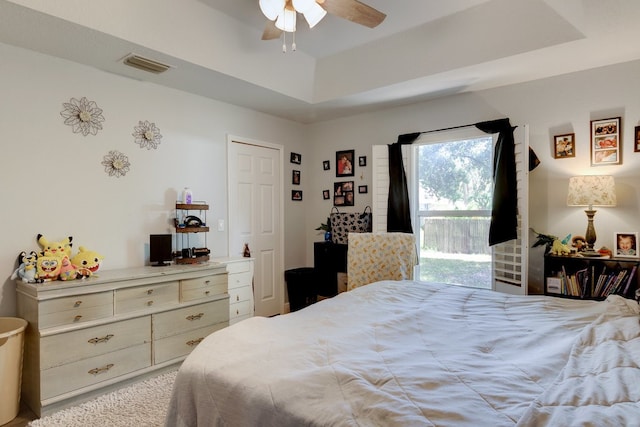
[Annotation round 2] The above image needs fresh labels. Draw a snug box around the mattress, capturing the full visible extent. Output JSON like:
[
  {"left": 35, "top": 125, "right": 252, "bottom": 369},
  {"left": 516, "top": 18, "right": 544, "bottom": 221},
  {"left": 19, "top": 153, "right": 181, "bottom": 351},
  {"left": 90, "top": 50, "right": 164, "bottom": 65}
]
[{"left": 165, "top": 280, "right": 640, "bottom": 426}]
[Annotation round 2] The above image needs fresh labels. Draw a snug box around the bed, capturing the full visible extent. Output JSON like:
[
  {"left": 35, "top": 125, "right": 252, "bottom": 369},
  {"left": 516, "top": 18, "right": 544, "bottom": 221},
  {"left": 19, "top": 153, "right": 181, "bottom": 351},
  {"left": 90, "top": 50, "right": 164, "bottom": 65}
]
[{"left": 165, "top": 280, "right": 640, "bottom": 426}]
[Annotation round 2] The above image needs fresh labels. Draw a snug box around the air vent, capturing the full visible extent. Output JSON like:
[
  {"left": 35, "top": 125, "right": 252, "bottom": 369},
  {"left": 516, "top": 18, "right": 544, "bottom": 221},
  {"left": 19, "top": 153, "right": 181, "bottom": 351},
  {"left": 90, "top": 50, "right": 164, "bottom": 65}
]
[{"left": 123, "top": 54, "right": 171, "bottom": 74}]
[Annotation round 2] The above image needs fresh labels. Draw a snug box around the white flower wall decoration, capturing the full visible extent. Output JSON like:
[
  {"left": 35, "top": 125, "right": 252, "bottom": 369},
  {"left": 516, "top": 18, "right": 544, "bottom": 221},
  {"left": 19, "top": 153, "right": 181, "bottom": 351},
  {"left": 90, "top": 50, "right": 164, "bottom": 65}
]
[
  {"left": 102, "top": 150, "right": 131, "bottom": 178},
  {"left": 132, "top": 120, "right": 162, "bottom": 149},
  {"left": 60, "top": 97, "right": 105, "bottom": 136}
]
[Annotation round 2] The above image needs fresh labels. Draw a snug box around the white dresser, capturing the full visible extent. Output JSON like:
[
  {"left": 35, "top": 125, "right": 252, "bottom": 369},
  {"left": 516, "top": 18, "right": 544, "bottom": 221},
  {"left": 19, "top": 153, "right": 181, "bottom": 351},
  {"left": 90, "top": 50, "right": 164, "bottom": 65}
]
[
  {"left": 16, "top": 263, "right": 229, "bottom": 417},
  {"left": 214, "top": 257, "right": 254, "bottom": 325}
]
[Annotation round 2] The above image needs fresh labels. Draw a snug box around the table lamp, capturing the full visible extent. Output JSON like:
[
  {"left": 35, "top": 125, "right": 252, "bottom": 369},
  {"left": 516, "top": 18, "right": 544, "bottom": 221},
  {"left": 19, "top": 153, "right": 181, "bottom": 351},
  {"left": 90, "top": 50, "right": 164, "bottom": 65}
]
[{"left": 566, "top": 175, "right": 616, "bottom": 256}]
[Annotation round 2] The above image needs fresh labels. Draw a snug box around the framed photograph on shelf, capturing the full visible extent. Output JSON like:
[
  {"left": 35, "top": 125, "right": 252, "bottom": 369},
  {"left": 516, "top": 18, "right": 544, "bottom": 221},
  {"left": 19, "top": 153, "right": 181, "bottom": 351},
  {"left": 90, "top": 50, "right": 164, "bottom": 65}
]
[
  {"left": 614, "top": 232, "right": 639, "bottom": 258},
  {"left": 553, "top": 133, "right": 575, "bottom": 158},
  {"left": 290, "top": 152, "right": 301, "bottom": 164},
  {"left": 591, "top": 117, "right": 620, "bottom": 166},
  {"left": 292, "top": 170, "right": 300, "bottom": 185},
  {"left": 334, "top": 181, "right": 354, "bottom": 206},
  {"left": 358, "top": 156, "right": 367, "bottom": 167},
  {"left": 292, "top": 190, "right": 302, "bottom": 201},
  {"left": 322, "top": 190, "right": 330, "bottom": 200},
  {"left": 336, "top": 149, "right": 355, "bottom": 177},
  {"left": 358, "top": 185, "right": 368, "bottom": 194},
  {"left": 635, "top": 126, "right": 640, "bottom": 153},
  {"left": 323, "top": 160, "right": 330, "bottom": 170}
]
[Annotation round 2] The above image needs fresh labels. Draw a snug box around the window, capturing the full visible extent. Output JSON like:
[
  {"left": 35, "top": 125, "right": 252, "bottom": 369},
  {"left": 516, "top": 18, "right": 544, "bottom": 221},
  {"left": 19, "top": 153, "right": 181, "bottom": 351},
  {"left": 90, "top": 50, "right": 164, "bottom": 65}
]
[
  {"left": 413, "top": 130, "right": 493, "bottom": 289},
  {"left": 371, "top": 124, "right": 529, "bottom": 294}
]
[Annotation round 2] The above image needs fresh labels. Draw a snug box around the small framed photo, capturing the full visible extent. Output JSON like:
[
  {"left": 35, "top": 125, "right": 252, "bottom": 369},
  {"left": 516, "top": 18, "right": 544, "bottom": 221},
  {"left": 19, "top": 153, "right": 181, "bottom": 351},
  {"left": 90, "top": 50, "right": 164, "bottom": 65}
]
[
  {"left": 358, "top": 185, "right": 368, "bottom": 194},
  {"left": 634, "top": 126, "right": 640, "bottom": 152},
  {"left": 336, "top": 149, "right": 355, "bottom": 177},
  {"left": 323, "top": 160, "right": 330, "bottom": 170},
  {"left": 358, "top": 156, "right": 367, "bottom": 167},
  {"left": 322, "top": 190, "right": 330, "bottom": 200},
  {"left": 290, "top": 152, "right": 301, "bottom": 164},
  {"left": 292, "top": 190, "right": 302, "bottom": 201},
  {"left": 591, "top": 117, "right": 620, "bottom": 166},
  {"left": 614, "top": 232, "right": 638, "bottom": 258},
  {"left": 334, "top": 181, "right": 354, "bottom": 206},
  {"left": 292, "top": 170, "right": 300, "bottom": 185},
  {"left": 553, "top": 133, "right": 575, "bottom": 158}
]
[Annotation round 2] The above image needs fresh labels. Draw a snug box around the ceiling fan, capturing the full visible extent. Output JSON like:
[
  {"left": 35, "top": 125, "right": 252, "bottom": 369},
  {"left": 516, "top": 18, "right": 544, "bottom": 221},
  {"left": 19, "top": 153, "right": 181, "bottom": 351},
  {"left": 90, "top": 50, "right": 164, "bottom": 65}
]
[{"left": 259, "top": 0, "right": 386, "bottom": 41}]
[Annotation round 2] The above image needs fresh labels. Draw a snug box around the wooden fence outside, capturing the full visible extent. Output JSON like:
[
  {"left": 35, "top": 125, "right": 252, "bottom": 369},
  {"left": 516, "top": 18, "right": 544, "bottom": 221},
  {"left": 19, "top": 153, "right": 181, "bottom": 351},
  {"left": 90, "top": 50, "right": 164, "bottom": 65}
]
[{"left": 421, "top": 217, "right": 491, "bottom": 255}]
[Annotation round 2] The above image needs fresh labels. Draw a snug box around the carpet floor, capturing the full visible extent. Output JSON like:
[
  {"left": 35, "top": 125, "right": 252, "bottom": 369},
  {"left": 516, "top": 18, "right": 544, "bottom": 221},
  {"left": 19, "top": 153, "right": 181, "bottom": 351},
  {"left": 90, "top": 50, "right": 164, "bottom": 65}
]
[{"left": 27, "top": 370, "right": 177, "bottom": 427}]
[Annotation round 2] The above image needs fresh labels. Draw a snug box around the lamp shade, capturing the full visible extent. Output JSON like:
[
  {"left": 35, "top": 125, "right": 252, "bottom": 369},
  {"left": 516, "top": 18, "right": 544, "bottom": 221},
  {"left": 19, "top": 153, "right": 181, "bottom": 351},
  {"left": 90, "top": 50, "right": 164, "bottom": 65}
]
[
  {"left": 566, "top": 175, "right": 616, "bottom": 208},
  {"left": 301, "top": 2, "right": 327, "bottom": 28},
  {"left": 275, "top": 7, "right": 296, "bottom": 32}
]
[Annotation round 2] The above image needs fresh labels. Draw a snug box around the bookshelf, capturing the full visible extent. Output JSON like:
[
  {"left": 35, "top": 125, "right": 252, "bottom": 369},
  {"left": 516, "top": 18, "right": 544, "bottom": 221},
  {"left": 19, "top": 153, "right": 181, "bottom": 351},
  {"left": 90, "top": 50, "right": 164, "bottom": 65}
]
[{"left": 544, "top": 254, "right": 639, "bottom": 300}]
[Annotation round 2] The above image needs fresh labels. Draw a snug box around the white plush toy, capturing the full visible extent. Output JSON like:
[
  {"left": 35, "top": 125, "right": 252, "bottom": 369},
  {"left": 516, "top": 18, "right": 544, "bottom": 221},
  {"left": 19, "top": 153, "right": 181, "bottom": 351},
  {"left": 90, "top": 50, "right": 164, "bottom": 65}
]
[{"left": 10, "top": 251, "right": 39, "bottom": 283}]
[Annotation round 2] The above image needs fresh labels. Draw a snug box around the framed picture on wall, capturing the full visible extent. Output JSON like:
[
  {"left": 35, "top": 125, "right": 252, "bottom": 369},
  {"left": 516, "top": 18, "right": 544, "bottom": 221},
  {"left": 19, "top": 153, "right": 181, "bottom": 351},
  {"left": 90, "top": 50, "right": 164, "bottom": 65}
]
[
  {"left": 634, "top": 126, "right": 640, "bottom": 152},
  {"left": 292, "top": 170, "right": 300, "bottom": 185},
  {"left": 553, "top": 133, "right": 575, "bottom": 158},
  {"left": 290, "top": 152, "right": 301, "bottom": 164},
  {"left": 614, "top": 232, "right": 639, "bottom": 258},
  {"left": 359, "top": 156, "right": 367, "bottom": 167},
  {"left": 322, "top": 190, "right": 330, "bottom": 200},
  {"left": 336, "top": 150, "right": 355, "bottom": 177},
  {"left": 334, "top": 181, "right": 354, "bottom": 206},
  {"left": 323, "top": 160, "right": 330, "bottom": 170},
  {"left": 292, "top": 190, "right": 302, "bottom": 201},
  {"left": 591, "top": 117, "right": 620, "bottom": 166},
  {"left": 358, "top": 185, "right": 368, "bottom": 194}
]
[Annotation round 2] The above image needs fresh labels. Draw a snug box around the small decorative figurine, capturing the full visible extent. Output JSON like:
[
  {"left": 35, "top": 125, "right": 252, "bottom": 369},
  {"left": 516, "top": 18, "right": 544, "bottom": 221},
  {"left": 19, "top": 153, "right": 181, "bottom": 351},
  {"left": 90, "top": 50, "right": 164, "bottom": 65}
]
[{"left": 243, "top": 243, "right": 251, "bottom": 258}]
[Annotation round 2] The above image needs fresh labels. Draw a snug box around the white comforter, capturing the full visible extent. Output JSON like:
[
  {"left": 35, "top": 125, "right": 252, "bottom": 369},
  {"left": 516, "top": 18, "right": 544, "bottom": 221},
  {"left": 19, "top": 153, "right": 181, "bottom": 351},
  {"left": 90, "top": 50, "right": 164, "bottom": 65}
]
[{"left": 165, "top": 281, "right": 640, "bottom": 427}]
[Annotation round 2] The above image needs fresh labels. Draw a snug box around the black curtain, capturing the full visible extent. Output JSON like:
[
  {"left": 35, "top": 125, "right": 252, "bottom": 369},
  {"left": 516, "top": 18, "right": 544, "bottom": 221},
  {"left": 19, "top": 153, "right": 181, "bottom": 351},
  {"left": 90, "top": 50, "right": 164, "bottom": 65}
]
[
  {"left": 386, "top": 133, "right": 420, "bottom": 233},
  {"left": 475, "top": 118, "right": 517, "bottom": 246},
  {"left": 387, "top": 119, "right": 522, "bottom": 245}
]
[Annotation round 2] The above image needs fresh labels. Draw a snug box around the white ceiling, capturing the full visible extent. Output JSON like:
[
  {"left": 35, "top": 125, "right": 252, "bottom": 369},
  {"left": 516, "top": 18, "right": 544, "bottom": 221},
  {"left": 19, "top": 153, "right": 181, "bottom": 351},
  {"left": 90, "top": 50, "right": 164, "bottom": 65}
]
[{"left": 2, "top": 0, "right": 640, "bottom": 123}]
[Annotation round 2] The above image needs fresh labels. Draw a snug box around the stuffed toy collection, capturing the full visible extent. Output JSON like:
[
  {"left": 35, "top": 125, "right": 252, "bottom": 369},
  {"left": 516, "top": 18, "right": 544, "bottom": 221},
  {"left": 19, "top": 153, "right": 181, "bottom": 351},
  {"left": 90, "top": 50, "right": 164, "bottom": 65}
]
[{"left": 10, "top": 234, "right": 104, "bottom": 283}]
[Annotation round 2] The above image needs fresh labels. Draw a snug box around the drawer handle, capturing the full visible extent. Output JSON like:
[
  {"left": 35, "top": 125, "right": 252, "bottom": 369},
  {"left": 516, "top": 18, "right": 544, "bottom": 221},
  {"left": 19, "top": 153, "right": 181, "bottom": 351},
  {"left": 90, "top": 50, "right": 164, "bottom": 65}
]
[
  {"left": 147, "top": 289, "right": 154, "bottom": 295},
  {"left": 186, "top": 313, "right": 204, "bottom": 321},
  {"left": 236, "top": 309, "right": 240, "bottom": 315},
  {"left": 205, "top": 291, "right": 210, "bottom": 295},
  {"left": 74, "top": 315, "right": 83, "bottom": 322},
  {"left": 88, "top": 363, "right": 114, "bottom": 376},
  {"left": 236, "top": 295, "right": 240, "bottom": 301},
  {"left": 205, "top": 280, "right": 211, "bottom": 285},
  {"left": 187, "top": 338, "right": 204, "bottom": 347},
  {"left": 74, "top": 300, "right": 83, "bottom": 307},
  {"left": 147, "top": 300, "right": 154, "bottom": 306},
  {"left": 88, "top": 334, "right": 114, "bottom": 344}
]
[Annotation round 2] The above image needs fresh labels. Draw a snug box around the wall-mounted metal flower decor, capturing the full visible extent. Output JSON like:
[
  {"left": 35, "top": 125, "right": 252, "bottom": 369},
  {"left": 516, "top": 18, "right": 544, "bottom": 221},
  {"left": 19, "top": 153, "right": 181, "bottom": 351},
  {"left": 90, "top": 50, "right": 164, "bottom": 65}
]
[
  {"left": 102, "top": 150, "right": 131, "bottom": 178},
  {"left": 132, "top": 120, "right": 162, "bottom": 150},
  {"left": 60, "top": 97, "right": 105, "bottom": 136}
]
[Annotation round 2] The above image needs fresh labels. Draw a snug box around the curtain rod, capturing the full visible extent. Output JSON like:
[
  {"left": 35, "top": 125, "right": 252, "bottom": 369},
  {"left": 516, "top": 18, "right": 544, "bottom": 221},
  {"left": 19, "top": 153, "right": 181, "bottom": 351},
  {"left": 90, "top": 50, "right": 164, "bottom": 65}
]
[{"left": 418, "top": 123, "right": 476, "bottom": 135}]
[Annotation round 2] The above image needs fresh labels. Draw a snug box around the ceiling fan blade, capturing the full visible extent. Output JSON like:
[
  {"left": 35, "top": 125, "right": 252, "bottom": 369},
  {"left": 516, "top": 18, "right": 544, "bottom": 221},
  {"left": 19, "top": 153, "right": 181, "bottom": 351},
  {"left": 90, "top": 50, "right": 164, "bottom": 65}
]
[
  {"left": 262, "top": 20, "right": 282, "bottom": 40},
  {"left": 318, "top": 0, "right": 386, "bottom": 28}
]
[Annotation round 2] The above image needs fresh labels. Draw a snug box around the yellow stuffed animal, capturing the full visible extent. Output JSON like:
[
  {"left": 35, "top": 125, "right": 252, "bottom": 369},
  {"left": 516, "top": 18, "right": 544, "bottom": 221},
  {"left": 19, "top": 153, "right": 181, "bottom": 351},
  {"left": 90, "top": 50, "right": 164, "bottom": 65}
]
[
  {"left": 71, "top": 246, "right": 104, "bottom": 278},
  {"left": 37, "top": 234, "right": 73, "bottom": 258}
]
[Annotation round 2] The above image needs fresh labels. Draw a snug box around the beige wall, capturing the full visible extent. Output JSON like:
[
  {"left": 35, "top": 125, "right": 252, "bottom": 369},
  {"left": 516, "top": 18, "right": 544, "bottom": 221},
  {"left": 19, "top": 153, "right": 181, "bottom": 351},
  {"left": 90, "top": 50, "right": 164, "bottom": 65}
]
[{"left": 2, "top": 38, "right": 639, "bottom": 315}]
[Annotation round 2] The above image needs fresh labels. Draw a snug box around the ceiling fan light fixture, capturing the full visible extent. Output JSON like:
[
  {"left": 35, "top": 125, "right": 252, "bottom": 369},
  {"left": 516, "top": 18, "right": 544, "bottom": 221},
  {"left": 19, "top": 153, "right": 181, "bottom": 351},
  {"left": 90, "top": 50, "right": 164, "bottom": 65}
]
[
  {"left": 259, "top": 0, "right": 284, "bottom": 21},
  {"left": 302, "top": 3, "right": 326, "bottom": 28},
  {"left": 291, "top": 0, "right": 315, "bottom": 13},
  {"left": 275, "top": 7, "right": 296, "bottom": 32}
]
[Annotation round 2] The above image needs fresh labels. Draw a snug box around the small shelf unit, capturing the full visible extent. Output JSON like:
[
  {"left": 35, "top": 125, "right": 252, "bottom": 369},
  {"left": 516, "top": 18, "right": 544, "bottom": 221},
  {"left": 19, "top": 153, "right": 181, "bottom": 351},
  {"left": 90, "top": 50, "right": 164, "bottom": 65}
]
[
  {"left": 175, "top": 202, "right": 210, "bottom": 264},
  {"left": 544, "top": 254, "right": 639, "bottom": 300}
]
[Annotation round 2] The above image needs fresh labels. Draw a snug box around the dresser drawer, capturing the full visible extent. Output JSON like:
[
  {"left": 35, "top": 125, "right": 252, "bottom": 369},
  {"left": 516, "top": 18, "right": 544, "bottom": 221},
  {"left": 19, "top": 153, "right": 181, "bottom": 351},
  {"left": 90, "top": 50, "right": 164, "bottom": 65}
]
[
  {"left": 226, "top": 260, "right": 251, "bottom": 275},
  {"left": 41, "top": 316, "right": 150, "bottom": 370},
  {"left": 115, "top": 281, "right": 179, "bottom": 314},
  {"left": 154, "top": 323, "right": 227, "bottom": 364},
  {"left": 229, "top": 285, "right": 253, "bottom": 305},
  {"left": 40, "top": 292, "right": 113, "bottom": 329},
  {"left": 229, "top": 300, "right": 253, "bottom": 321},
  {"left": 228, "top": 271, "right": 253, "bottom": 290},
  {"left": 41, "top": 343, "right": 151, "bottom": 400},
  {"left": 153, "top": 299, "right": 229, "bottom": 340},
  {"left": 180, "top": 274, "right": 227, "bottom": 302}
]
